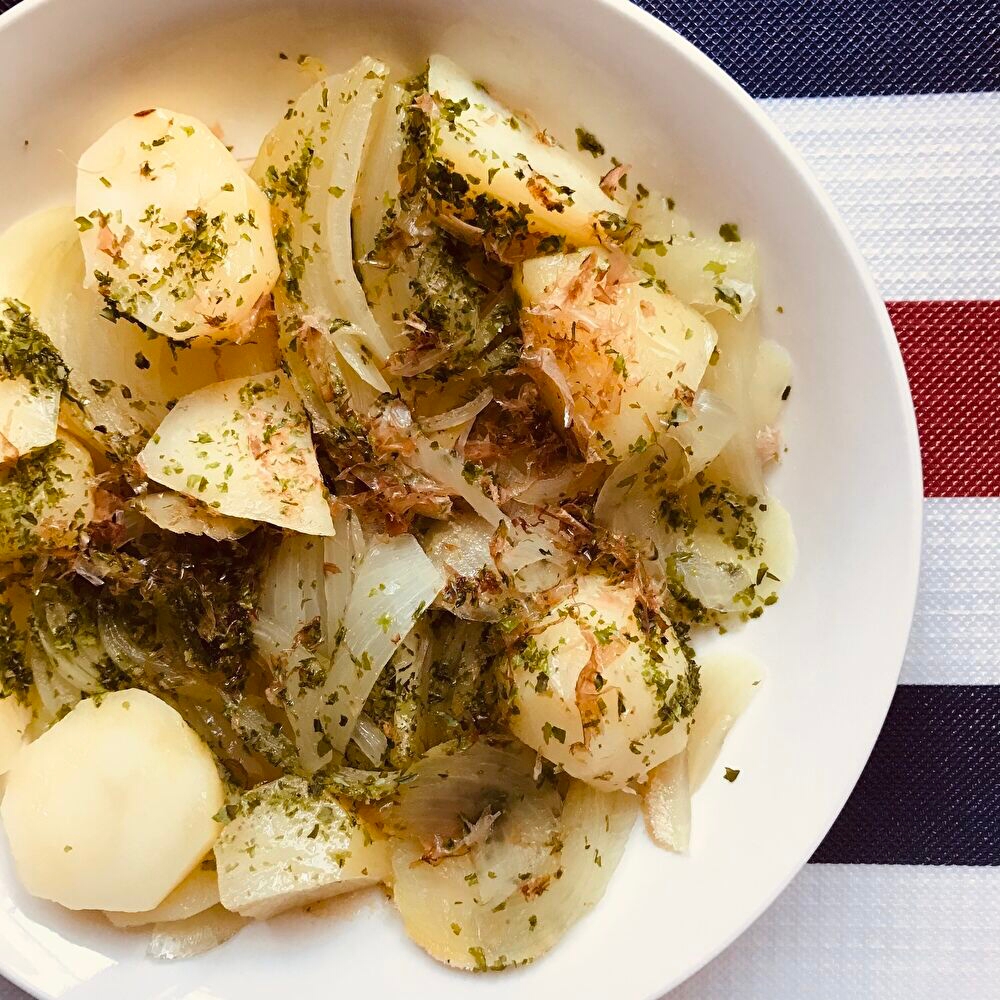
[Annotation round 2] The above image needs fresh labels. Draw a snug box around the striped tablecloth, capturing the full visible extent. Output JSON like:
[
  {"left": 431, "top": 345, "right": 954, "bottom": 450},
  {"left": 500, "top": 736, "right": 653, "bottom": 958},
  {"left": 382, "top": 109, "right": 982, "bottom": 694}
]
[{"left": 0, "top": 1, "right": 997, "bottom": 997}]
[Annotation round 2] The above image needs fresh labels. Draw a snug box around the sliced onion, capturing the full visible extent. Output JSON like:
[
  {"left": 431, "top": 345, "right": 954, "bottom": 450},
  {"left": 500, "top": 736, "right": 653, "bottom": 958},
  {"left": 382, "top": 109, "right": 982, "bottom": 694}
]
[
  {"left": 514, "top": 463, "right": 607, "bottom": 506},
  {"left": 409, "top": 434, "right": 505, "bottom": 527},
  {"left": 419, "top": 388, "right": 494, "bottom": 433},
  {"left": 702, "top": 310, "right": 764, "bottom": 496},
  {"left": 322, "top": 534, "right": 444, "bottom": 756},
  {"left": 251, "top": 58, "right": 392, "bottom": 413},
  {"left": 386, "top": 738, "right": 550, "bottom": 845},
  {"left": 422, "top": 512, "right": 496, "bottom": 582},
  {"left": 641, "top": 750, "right": 691, "bottom": 852},
  {"left": 390, "top": 779, "right": 638, "bottom": 970},
  {"left": 389, "top": 622, "right": 432, "bottom": 767},
  {"left": 130, "top": 492, "right": 256, "bottom": 542},
  {"left": 352, "top": 713, "right": 388, "bottom": 766},
  {"left": 686, "top": 649, "right": 763, "bottom": 791},
  {"left": 146, "top": 904, "right": 246, "bottom": 961},
  {"left": 669, "top": 389, "right": 739, "bottom": 482},
  {"left": 353, "top": 82, "right": 410, "bottom": 355}
]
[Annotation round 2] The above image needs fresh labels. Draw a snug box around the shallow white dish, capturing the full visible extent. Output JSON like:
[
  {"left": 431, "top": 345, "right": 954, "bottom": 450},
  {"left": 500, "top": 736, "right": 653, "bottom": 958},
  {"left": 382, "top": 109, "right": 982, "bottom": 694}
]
[{"left": 0, "top": 0, "right": 922, "bottom": 997}]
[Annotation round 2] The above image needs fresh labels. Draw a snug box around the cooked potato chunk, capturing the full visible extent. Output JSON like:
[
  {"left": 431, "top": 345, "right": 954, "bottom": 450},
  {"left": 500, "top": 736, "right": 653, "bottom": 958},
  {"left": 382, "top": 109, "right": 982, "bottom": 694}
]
[
  {"left": 427, "top": 55, "right": 621, "bottom": 245},
  {"left": 76, "top": 108, "right": 278, "bottom": 342},
  {"left": 0, "top": 299, "right": 63, "bottom": 463},
  {"left": 138, "top": 371, "right": 334, "bottom": 535},
  {"left": 0, "top": 432, "right": 94, "bottom": 562},
  {"left": 1, "top": 689, "right": 224, "bottom": 911},
  {"left": 516, "top": 248, "right": 717, "bottom": 460},
  {"left": 508, "top": 574, "right": 698, "bottom": 790},
  {"left": 215, "top": 776, "right": 389, "bottom": 919}
]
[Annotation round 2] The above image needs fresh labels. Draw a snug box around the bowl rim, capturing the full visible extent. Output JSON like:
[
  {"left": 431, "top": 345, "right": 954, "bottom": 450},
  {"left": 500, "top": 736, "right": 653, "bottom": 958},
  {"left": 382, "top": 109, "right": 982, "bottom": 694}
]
[
  {"left": 597, "top": 2, "right": 923, "bottom": 992},
  {"left": 0, "top": 0, "right": 924, "bottom": 996}
]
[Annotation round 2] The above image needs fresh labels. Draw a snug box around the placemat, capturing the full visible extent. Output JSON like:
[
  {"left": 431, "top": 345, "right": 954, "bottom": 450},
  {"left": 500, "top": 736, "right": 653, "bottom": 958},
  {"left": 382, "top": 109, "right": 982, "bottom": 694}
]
[{"left": 0, "top": 0, "right": 997, "bottom": 997}]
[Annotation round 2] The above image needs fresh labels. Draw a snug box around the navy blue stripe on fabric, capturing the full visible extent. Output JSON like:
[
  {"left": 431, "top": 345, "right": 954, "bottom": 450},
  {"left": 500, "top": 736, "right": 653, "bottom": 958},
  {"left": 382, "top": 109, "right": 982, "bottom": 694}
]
[
  {"left": 632, "top": 0, "right": 1000, "bottom": 98},
  {"left": 811, "top": 686, "right": 1000, "bottom": 865}
]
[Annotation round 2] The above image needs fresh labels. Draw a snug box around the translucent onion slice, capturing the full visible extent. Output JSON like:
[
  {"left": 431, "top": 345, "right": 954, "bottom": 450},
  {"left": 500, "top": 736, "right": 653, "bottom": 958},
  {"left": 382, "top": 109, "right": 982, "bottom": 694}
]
[
  {"left": 0, "top": 695, "right": 31, "bottom": 776},
  {"left": 409, "top": 433, "right": 505, "bottom": 527},
  {"left": 106, "top": 864, "right": 220, "bottom": 928},
  {"left": 215, "top": 776, "right": 389, "bottom": 919},
  {"left": 641, "top": 750, "right": 691, "bottom": 852},
  {"left": 147, "top": 904, "right": 246, "bottom": 961},
  {"left": 702, "top": 310, "right": 764, "bottom": 496},
  {"left": 130, "top": 492, "right": 256, "bottom": 541},
  {"left": 386, "top": 738, "right": 552, "bottom": 846},
  {"left": 390, "top": 780, "right": 637, "bottom": 970},
  {"left": 323, "top": 534, "right": 444, "bottom": 756},
  {"left": 423, "top": 511, "right": 496, "bottom": 582},
  {"left": 686, "top": 649, "right": 764, "bottom": 791},
  {"left": 0, "top": 432, "right": 95, "bottom": 563},
  {"left": 0, "top": 297, "right": 61, "bottom": 462},
  {"left": 353, "top": 82, "right": 410, "bottom": 355},
  {"left": 251, "top": 58, "right": 392, "bottom": 406}
]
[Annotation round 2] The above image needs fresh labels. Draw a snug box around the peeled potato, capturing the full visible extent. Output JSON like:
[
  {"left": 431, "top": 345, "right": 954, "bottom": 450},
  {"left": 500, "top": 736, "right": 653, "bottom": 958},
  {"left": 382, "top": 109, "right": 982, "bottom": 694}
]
[
  {"left": 508, "top": 573, "right": 698, "bottom": 790},
  {"left": 516, "top": 248, "right": 717, "bottom": 460},
  {"left": 215, "top": 776, "right": 389, "bottom": 919},
  {"left": 686, "top": 649, "right": 763, "bottom": 790},
  {"left": 427, "top": 55, "right": 621, "bottom": 245},
  {"left": 0, "top": 432, "right": 95, "bottom": 562},
  {"left": 137, "top": 371, "right": 334, "bottom": 535},
  {"left": 76, "top": 108, "right": 278, "bottom": 342},
  {"left": 0, "top": 689, "right": 224, "bottom": 911},
  {"left": 105, "top": 864, "right": 220, "bottom": 928}
]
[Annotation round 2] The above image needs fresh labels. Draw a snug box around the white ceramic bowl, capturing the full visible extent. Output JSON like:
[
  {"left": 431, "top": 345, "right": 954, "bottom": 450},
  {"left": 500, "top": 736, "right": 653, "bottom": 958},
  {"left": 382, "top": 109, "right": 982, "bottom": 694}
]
[{"left": 0, "top": 0, "right": 922, "bottom": 997}]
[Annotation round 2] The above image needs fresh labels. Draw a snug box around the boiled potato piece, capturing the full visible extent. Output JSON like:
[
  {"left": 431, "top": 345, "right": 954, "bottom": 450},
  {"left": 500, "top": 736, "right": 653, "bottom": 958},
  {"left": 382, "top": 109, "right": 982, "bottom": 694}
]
[
  {"left": 751, "top": 338, "right": 792, "bottom": 432},
  {"left": 77, "top": 108, "right": 279, "bottom": 342},
  {"left": 0, "top": 299, "right": 63, "bottom": 463},
  {"left": 215, "top": 776, "right": 389, "bottom": 919},
  {"left": 1, "top": 689, "right": 224, "bottom": 911},
  {"left": 427, "top": 55, "right": 621, "bottom": 245},
  {"left": 138, "top": 372, "right": 334, "bottom": 535},
  {"left": 516, "top": 247, "right": 717, "bottom": 460},
  {"left": 0, "top": 207, "right": 279, "bottom": 460},
  {"left": 105, "top": 863, "right": 220, "bottom": 928},
  {"left": 686, "top": 649, "right": 763, "bottom": 790},
  {"left": 0, "top": 695, "right": 30, "bottom": 776},
  {"left": 0, "top": 432, "right": 94, "bottom": 562},
  {"left": 131, "top": 492, "right": 256, "bottom": 541},
  {"left": 508, "top": 573, "right": 698, "bottom": 790}
]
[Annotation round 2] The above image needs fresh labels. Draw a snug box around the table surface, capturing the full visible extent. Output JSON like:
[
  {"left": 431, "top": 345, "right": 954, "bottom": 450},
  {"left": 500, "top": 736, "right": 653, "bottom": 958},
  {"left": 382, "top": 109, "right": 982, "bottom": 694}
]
[{"left": 0, "top": 0, "right": 997, "bottom": 997}]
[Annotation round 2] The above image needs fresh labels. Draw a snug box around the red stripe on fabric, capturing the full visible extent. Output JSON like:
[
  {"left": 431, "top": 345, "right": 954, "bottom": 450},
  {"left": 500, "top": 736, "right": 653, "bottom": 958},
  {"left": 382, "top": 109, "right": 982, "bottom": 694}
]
[{"left": 888, "top": 300, "right": 1000, "bottom": 498}]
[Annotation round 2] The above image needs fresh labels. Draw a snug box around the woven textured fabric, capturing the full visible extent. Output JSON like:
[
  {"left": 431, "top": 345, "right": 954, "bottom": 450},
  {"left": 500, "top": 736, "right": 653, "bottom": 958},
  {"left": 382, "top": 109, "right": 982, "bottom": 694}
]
[
  {"left": 672, "top": 866, "right": 1000, "bottom": 999},
  {"left": 761, "top": 92, "right": 1000, "bottom": 301},
  {"left": 901, "top": 499, "right": 1000, "bottom": 685},
  {"left": 633, "top": 0, "right": 1000, "bottom": 98},
  {"left": 812, "top": 686, "right": 1000, "bottom": 865},
  {"left": 890, "top": 301, "right": 1000, "bottom": 497}
]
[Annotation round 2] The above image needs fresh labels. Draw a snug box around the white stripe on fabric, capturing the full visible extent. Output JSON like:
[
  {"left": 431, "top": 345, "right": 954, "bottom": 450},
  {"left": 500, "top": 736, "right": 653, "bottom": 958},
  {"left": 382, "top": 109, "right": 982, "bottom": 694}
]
[
  {"left": 667, "top": 864, "right": 1000, "bottom": 1000},
  {"left": 761, "top": 92, "right": 1000, "bottom": 301},
  {"left": 900, "top": 497, "right": 1000, "bottom": 685}
]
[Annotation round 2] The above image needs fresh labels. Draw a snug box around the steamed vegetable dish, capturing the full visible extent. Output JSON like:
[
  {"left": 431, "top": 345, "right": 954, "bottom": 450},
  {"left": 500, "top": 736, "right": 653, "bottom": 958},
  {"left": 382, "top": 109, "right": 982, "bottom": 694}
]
[{"left": 0, "top": 53, "right": 794, "bottom": 969}]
